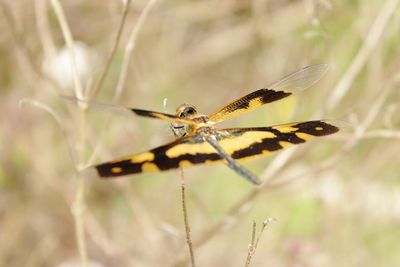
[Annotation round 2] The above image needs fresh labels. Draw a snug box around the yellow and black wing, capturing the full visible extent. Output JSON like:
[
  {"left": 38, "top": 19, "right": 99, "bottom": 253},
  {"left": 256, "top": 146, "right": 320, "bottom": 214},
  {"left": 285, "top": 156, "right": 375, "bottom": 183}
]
[
  {"left": 208, "top": 64, "right": 328, "bottom": 123},
  {"left": 94, "top": 120, "right": 338, "bottom": 178},
  {"left": 220, "top": 120, "right": 338, "bottom": 161},
  {"left": 131, "top": 108, "right": 197, "bottom": 125},
  {"left": 95, "top": 133, "right": 221, "bottom": 178}
]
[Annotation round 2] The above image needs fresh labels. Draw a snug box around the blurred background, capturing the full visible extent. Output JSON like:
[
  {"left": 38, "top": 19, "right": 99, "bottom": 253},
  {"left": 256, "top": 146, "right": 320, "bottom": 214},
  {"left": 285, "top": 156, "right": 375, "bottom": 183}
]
[{"left": 1, "top": 0, "right": 400, "bottom": 266}]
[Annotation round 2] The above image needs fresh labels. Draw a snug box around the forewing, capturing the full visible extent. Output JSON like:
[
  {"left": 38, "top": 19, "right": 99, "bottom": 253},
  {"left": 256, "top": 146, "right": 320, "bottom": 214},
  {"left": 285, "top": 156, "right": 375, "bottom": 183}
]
[
  {"left": 62, "top": 95, "right": 195, "bottom": 125},
  {"left": 208, "top": 64, "right": 328, "bottom": 123},
  {"left": 131, "top": 108, "right": 196, "bottom": 125},
  {"left": 208, "top": 89, "right": 292, "bottom": 123}
]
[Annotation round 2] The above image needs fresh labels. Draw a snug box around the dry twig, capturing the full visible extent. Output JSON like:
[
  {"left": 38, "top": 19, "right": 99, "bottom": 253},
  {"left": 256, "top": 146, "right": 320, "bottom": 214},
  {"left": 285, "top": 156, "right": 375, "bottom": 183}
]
[
  {"left": 180, "top": 168, "right": 196, "bottom": 267},
  {"left": 244, "top": 218, "right": 276, "bottom": 267}
]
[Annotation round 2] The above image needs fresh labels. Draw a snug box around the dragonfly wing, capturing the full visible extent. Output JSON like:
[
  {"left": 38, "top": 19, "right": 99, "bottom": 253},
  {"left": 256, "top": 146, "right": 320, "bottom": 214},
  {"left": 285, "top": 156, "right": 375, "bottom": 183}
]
[
  {"left": 208, "top": 64, "right": 328, "bottom": 123},
  {"left": 267, "top": 64, "right": 328, "bottom": 92},
  {"left": 95, "top": 133, "right": 223, "bottom": 178},
  {"left": 131, "top": 108, "right": 196, "bottom": 125},
  {"left": 95, "top": 129, "right": 262, "bottom": 185},
  {"left": 62, "top": 95, "right": 196, "bottom": 125},
  {"left": 216, "top": 120, "right": 338, "bottom": 161},
  {"left": 94, "top": 120, "right": 337, "bottom": 180},
  {"left": 208, "top": 89, "right": 292, "bottom": 123}
]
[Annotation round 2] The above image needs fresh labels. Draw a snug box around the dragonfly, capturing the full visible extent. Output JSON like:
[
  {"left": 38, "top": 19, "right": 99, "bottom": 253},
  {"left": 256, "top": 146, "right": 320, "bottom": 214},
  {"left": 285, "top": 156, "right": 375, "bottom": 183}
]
[{"left": 75, "top": 64, "right": 338, "bottom": 185}]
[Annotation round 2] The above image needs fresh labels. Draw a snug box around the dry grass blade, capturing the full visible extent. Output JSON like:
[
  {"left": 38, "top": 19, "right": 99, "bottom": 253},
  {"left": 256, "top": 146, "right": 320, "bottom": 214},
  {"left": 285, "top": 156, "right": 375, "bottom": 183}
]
[
  {"left": 90, "top": 0, "right": 132, "bottom": 99},
  {"left": 113, "top": 0, "right": 158, "bottom": 103},
  {"left": 49, "top": 1, "right": 91, "bottom": 266},
  {"left": 326, "top": 0, "right": 399, "bottom": 111},
  {"left": 49, "top": 0, "right": 84, "bottom": 99}
]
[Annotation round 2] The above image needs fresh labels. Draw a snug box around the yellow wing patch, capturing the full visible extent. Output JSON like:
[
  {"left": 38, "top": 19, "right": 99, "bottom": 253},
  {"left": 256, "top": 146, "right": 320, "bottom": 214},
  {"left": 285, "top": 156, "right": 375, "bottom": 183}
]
[
  {"left": 272, "top": 125, "right": 298, "bottom": 133},
  {"left": 142, "top": 162, "right": 159, "bottom": 172},
  {"left": 111, "top": 167, "right": 123, "bottom": 173},
  {"left": 130, "top": 152, "right": 155, "bottom": 163},
  {"left": 295, "top": 132, "right": 312, "bottom": 140}
]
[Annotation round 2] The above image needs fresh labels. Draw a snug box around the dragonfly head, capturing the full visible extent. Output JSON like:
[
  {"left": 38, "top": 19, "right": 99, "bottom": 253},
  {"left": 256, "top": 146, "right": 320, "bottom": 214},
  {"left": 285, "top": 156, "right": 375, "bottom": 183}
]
[
  {"left": 175, "top": 104, "right": 198, "bottom": 119},
  {"left": 170, "top": 104, "right": 197, "bottom": 138}
]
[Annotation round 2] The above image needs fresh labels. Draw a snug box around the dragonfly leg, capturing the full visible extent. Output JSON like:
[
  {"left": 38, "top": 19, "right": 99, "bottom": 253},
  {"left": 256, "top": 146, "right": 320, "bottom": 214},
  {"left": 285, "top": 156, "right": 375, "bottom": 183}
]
[{"left": 202, "top": 134, "right": 262, "bottom": 185}]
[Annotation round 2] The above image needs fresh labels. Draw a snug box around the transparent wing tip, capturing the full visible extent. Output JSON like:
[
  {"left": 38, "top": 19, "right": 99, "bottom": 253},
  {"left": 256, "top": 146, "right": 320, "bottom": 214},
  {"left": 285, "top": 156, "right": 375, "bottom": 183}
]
[
  {"left": 322, "top": 119, "right": 352, "bottom": 130},
  {"left": 61, "top": 95, "right": 131, "bottom": 116},
  {"left": 268, "top": 63, "right": 329, "bottom": 93}
]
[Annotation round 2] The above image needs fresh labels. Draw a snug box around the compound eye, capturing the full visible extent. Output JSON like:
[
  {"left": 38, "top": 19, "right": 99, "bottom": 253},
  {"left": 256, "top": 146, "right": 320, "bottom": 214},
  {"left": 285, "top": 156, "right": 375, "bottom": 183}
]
[{"left": 186, "top": 107, "right": 195, "bottom": 115}]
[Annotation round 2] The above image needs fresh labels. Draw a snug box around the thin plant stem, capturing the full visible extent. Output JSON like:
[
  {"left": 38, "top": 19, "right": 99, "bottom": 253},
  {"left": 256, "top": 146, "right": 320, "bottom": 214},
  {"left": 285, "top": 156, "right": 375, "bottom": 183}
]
[
  {"left": 35, "top": 0, "right": 57, "bottom": 62},
  {"left": 85, "top": 0, "right": 158, "bottom": 168},
  {"left": 72, "top": 176, "right": 87, "bottom": 267},
  {"left": 244, "top": 218, "right": 276, "bottom": 267},
  {"left": 90, "top": 0, "right": 132, "bottom": 99},
  {"left": 113, "top": 0, "right": 158, "bottom": 103},
  {"left": 180, "top": 168, "right": 196, "bottom": 267},
  {"left": 244, "top": 221, "right": 257, "bottom": 267},
  {"left": 49, "top": 0, "right": 84, "bottom": 99},
  {"left": 1, "top": 1, "right": 61, "bottom": 92},
  {"left": 326, "top": 0, "right": 399, "bottom": 111},
  {"left": 49, "top": 1, "right": 88, "bottom": 266}
]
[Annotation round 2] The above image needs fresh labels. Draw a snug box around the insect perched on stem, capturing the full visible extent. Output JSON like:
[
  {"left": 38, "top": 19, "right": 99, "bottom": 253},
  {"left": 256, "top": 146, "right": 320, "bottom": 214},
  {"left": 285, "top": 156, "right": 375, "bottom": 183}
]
[{"left": 70, "top": 64, "right": 339, "bottom": 185}]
